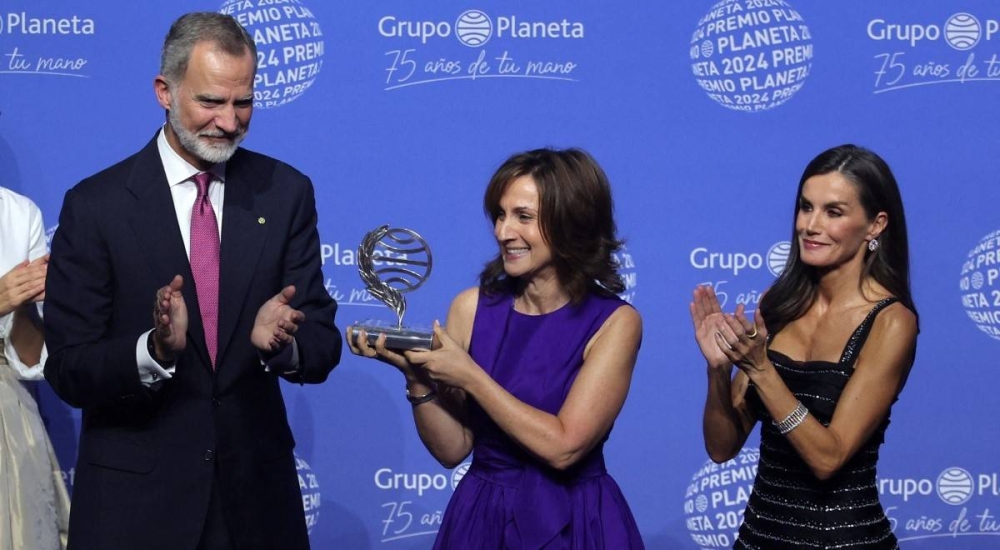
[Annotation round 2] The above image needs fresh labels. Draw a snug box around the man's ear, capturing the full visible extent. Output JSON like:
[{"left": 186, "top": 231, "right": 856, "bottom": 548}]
[{"left": 154, "top": 75, "right": 172, "bottom": 110}]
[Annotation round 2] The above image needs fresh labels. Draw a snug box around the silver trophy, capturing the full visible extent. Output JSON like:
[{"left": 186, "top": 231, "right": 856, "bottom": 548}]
[{"left": 348, "top": 225, "right": 435, "bottom": 350}]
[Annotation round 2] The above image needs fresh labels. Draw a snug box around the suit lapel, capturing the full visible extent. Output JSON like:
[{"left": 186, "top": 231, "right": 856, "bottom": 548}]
[
  {"left": 216, "top": 151, "right": 270, "bottom": 369},
  {"left": 125, "top": 137, "right": 213, "bottom": 371}
]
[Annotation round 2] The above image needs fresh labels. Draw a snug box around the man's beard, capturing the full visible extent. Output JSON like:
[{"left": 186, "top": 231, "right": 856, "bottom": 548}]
[{"left": 168, "top": 100, "right": 246, "bottom": 164}]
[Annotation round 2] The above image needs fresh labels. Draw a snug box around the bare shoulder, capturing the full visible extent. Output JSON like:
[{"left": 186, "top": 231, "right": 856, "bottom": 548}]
[
  {"left": 870, "top": 301, "right": 918, "bottom": 340},
  {"left": 586, "top": 301, "right": 643, "bottom": 358},
  {"left": 446, "top": 287, "right": 481, "bottom": 349},
  {"left": 607, "top": 302, "right": 642, "bottom": 335},
  {"left": 855, "top": 300, "right": 918, "bottom": 375},
  {"left": 448, "top": 287, "right": 480, "bottom": 321}
]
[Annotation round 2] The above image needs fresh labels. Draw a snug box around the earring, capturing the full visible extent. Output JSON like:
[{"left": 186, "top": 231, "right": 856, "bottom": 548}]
[{"left": 868, "top": 238, "right": 880, "bottom": 252}]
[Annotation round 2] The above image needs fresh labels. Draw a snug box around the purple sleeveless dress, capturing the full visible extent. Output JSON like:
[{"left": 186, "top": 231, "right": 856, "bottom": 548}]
[{"left": 432, "top": 291, "right": 645, "bottom": 550}]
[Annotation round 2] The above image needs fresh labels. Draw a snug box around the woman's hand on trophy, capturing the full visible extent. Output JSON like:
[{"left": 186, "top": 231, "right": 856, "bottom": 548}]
[
  {"left": 345, "top": 326, "right": 416, "bottom": 374},
  {"left": 405, "top": 321, "right": 480, "bottom": 390}
]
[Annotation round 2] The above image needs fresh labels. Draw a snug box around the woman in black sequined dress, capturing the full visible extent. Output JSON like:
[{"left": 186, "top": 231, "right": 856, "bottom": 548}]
[{"left": 690, "top": 145, "right": 918, "bottom": 549}]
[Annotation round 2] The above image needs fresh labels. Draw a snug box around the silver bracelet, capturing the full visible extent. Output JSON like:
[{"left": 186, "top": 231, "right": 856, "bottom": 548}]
[
  {"left": 406, "top": 387, "right": 438, "bottom": 407},
  {"left": 773, "top": 401, "right": 809, "bottom": 434}
]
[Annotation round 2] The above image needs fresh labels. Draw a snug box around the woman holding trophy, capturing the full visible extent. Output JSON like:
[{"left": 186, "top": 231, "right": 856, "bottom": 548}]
[{"left": 347, "top": 148, "right": 645, "bottom": 549}]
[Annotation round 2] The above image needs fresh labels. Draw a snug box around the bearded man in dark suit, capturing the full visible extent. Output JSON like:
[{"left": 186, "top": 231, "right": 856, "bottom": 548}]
[{"left": 44, "top": 12, "right": 340, "bottom": 550}]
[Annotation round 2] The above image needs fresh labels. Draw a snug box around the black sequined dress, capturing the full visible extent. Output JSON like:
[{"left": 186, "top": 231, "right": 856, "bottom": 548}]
[{"left": 736, "top": 298, "right": 901, "bottom": 550}]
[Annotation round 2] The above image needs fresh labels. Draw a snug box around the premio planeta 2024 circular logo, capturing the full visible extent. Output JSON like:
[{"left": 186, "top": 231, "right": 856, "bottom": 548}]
[
  {"left": 690, "top": 0, "right": 813, "bottom": 112},
  {"left": 296, "top": 454, "right": 322, "bottom": 534},
  {"left": 219, "top": 0, "right": 324, "bottom": 109},
  {"left": 683, "top": 448, "right": 758, "bottom": 549},
  {"left": 959, "top": 229, "right": 1000, "bottom": 341}
]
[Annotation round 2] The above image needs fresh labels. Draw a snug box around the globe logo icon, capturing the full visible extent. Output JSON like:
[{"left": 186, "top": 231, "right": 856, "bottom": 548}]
[
  {"left": 695, "top": 494, "right": 708, "bottom": 513},
  {"left": 971, "top": 271, "right": 984, "bottom": 290},
  {"left": 937, "top": 467, "right": 974, "bottom": 505},
  {"left": 455, "top": 10, "right": 492, "bottom": 47},
  {"left": 944, "top": 13, "right": 981, "bottom": 51},
  {"left": 374, "top": 228, "right": 432, "bottom": 290},
  {"left": 451, "top": 462, "right": 471, "bottom": 489},
  {"left": 767, "top": 241, "right": 792, "bottom": 277},
  {"left": 700, "top": 40, "right": 714, "bottom": 58}
]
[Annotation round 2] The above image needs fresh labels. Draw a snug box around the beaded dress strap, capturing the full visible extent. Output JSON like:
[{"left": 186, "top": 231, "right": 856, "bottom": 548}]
[{"left": 838, "top": 297, "right": 900, "bottom": 366}]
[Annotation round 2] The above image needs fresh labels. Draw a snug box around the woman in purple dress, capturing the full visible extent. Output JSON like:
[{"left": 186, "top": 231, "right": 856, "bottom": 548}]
[{"left": 347, "top": 148, "right": 645, "bottom": 549}]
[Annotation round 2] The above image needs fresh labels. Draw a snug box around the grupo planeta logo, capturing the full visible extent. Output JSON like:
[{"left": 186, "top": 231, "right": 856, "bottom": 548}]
[
  {"left": 690, "top": 0, "right": 813, "bottom": 112},
  {"left": 219, "top": 0, "right": 324, "bottom": 109},
  {"left": 869, "top": 12, "right": 1000, "bottom": 93},
  {"left": 378, "top": 9, "right": 583, "bottom": 90},
  {"left": 867, "top": 12, "right": 994, "bottom": 51},
  {"left": 0, "top": 12, "right": 95, "bottom": 35},
  {"left": 959, "top": 229, "right": 1000, "bottom": 341},
  {"left": 0, "top": 13, "right": 94, "bottom": 77},
  {"left": 881, "top": 465, "right": 1000, "bottom": 542}
]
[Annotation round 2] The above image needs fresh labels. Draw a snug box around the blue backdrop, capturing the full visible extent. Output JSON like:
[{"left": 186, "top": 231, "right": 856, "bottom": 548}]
[{"left": 2, "top": 1, "right": 999, "bottom": 548}]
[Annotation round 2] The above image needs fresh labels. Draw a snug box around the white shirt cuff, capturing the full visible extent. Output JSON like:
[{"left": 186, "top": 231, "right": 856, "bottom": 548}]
[{"left": 136, "top": 329, "right": 175, "bottom": 386}]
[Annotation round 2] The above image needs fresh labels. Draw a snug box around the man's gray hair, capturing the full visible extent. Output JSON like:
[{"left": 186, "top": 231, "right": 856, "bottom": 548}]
[{"left": 160, "top": 12, "right": 257, "bottom": 84}]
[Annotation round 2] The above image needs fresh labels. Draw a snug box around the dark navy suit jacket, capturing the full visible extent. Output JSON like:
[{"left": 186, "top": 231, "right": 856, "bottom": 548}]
[{"left": 44, "top": 135, "right": 340, "bottom": 550}]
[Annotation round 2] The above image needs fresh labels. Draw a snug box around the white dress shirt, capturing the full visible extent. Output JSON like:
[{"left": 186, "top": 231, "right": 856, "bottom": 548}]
[
  {"left": 0, "top": 186, "right": 48, "bottom": 380},
  {"left": 136, "top": 128, "right": 297, "bottom": 385},
  {"left": 135, "top": 128, "right": 226, "bottom": 384}
]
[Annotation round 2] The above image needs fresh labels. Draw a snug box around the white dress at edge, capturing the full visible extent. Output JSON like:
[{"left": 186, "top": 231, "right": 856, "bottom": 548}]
[{"left": 0, "top": 186, "right": 70, "bottom": 550}]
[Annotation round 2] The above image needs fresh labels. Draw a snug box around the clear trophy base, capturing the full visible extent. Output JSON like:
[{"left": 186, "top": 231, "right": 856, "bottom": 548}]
[{"left": 349, "top": 319, "right": 435, "bottom": 350}]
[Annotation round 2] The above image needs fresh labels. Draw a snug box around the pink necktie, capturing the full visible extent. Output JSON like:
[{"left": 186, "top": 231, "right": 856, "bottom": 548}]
[{"left": 190, "top": 172, "right": 220, "bottom": 368}]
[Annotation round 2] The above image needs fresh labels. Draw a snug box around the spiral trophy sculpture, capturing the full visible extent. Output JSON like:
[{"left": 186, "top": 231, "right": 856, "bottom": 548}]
[{"left": 348, "top": 225, "right": 434, "bottom": 350}]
